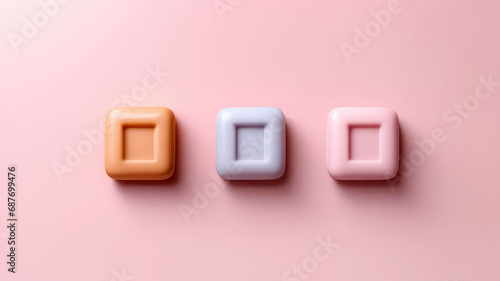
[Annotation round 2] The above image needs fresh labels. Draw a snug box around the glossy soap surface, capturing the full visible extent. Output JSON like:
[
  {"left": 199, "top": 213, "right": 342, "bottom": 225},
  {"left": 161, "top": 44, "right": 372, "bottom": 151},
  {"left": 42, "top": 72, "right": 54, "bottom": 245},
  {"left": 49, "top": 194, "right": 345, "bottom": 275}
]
[
  {"left": 327, "top": 107, "right": 399, "bottom": 180},
  {"left": 216, "top": 107, "right": 286, "bottom": 180},
  {"left": 105, "top": 107, "right": 175, "bottom": 180}
]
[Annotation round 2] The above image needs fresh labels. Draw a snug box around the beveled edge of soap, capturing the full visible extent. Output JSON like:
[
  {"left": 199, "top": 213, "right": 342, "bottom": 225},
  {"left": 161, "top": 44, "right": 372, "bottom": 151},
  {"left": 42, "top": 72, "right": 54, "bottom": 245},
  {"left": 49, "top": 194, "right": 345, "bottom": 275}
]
[
  {"left": 105, "top": 107, "right": 175, "bottom": 181},
  {"left": 327, "top": 107, "right": 399, "bottom": 180},
  {"left": 216, "top": 107, "right": 286, "bottom": 180}
]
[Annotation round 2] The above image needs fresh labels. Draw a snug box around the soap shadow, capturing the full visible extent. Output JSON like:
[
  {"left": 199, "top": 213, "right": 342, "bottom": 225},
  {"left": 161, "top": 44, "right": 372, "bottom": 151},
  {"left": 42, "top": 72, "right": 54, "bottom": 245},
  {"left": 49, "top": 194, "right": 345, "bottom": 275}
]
[
  {"left": 335, "top": 122, "right": 408, "bottom": 195},
  {"left": 113, "top": 119, "right": 185, "bottom": 190}
]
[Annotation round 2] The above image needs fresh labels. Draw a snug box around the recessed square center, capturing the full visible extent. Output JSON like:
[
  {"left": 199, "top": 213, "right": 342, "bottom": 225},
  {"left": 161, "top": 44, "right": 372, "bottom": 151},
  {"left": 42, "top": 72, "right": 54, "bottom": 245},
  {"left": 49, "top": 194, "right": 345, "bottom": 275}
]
[
  {"left": 123, "top": 126, "right": 155, "bottom": 160},
  {"left": 349, "top": 125, "right": 380, "bottom": 160},
  {"left": 236, "top": 126, "right": 265, "bottom": 161}
]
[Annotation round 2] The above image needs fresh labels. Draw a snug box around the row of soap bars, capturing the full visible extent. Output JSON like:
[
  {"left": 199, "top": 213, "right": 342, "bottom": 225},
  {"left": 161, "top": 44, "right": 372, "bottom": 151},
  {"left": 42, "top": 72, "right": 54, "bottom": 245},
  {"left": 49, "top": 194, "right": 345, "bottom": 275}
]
[{"left": 105, "top": 107, "right": 400, "bottom": 181}]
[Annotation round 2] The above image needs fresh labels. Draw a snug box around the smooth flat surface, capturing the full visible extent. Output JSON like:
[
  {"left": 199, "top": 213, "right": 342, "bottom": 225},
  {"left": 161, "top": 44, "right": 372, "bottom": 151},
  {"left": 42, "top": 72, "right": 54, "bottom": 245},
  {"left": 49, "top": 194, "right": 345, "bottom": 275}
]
[
  {"left": 236, "top": 126, "right": 265, "bottom": 160},
  {"left": 123, "top": 126, "right": 155, "bottom": 160},
  {"left": 349, "top": 125, "right": 380, "bottom": 160},
  {"left": 1, "top": 1, "right": 500, "bottom": 280}
]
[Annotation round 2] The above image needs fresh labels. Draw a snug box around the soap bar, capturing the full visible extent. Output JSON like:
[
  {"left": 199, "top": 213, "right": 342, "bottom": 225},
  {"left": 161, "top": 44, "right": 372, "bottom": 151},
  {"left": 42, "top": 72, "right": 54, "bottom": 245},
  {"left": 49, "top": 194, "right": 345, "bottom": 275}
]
[
  {"left": 327, "top": 107, "right": 399, "bottom": 180},
  {"left": 216, "top": 107, "right": 286, "bottom": 180},
  {"left": 105, "top": 107, "right": 175, "bottom": 180}
]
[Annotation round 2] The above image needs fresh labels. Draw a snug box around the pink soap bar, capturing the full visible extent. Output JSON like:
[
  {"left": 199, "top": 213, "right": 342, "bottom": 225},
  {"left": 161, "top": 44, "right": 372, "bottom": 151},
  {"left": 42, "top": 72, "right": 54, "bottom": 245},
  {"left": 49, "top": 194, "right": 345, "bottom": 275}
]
[{"left": 327, "top": 107, "right": 399, "bottom": 180}]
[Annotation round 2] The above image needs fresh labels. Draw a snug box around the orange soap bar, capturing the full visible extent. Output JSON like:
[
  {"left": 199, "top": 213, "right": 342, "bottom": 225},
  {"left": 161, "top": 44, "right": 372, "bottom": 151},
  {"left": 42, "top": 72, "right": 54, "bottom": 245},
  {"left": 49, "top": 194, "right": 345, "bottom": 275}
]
[{"left": 105, "top": 107, "right": 175, "bottom": 180}]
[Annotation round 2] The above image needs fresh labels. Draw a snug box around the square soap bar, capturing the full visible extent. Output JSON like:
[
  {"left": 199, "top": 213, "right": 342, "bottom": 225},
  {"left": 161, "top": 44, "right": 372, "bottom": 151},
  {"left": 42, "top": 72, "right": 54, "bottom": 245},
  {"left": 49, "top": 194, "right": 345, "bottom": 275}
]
[
  {"left": 105, "top": 107, "right": 175, "bottom": 180},
  {"left": 216, "top": 107, "right": 286, "bottom": 180},
  {"left": 327, "top": 107, "right": 399, "bottom": 180}
]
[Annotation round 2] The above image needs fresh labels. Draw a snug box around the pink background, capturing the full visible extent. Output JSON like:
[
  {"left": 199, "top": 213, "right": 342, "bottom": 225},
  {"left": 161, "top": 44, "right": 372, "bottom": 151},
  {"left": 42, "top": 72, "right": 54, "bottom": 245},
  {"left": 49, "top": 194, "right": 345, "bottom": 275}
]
[{"left": 1, "top": 0, "right": 500, "bottom": 280}]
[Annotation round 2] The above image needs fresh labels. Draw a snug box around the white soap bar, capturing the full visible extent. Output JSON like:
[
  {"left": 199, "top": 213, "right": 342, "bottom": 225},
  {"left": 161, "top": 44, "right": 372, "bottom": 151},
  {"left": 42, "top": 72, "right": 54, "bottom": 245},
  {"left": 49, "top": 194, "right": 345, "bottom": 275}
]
[{"left": 216, "top": 107, "right": 286, "bottom": 180}]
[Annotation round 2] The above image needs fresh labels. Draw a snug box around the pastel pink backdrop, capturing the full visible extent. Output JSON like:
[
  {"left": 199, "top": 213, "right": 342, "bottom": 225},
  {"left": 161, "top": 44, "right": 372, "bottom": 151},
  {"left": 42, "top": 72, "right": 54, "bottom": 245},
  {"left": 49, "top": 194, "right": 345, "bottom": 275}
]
[{"left": 1, "top": 0, "right": 499, "bottom": 280}]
